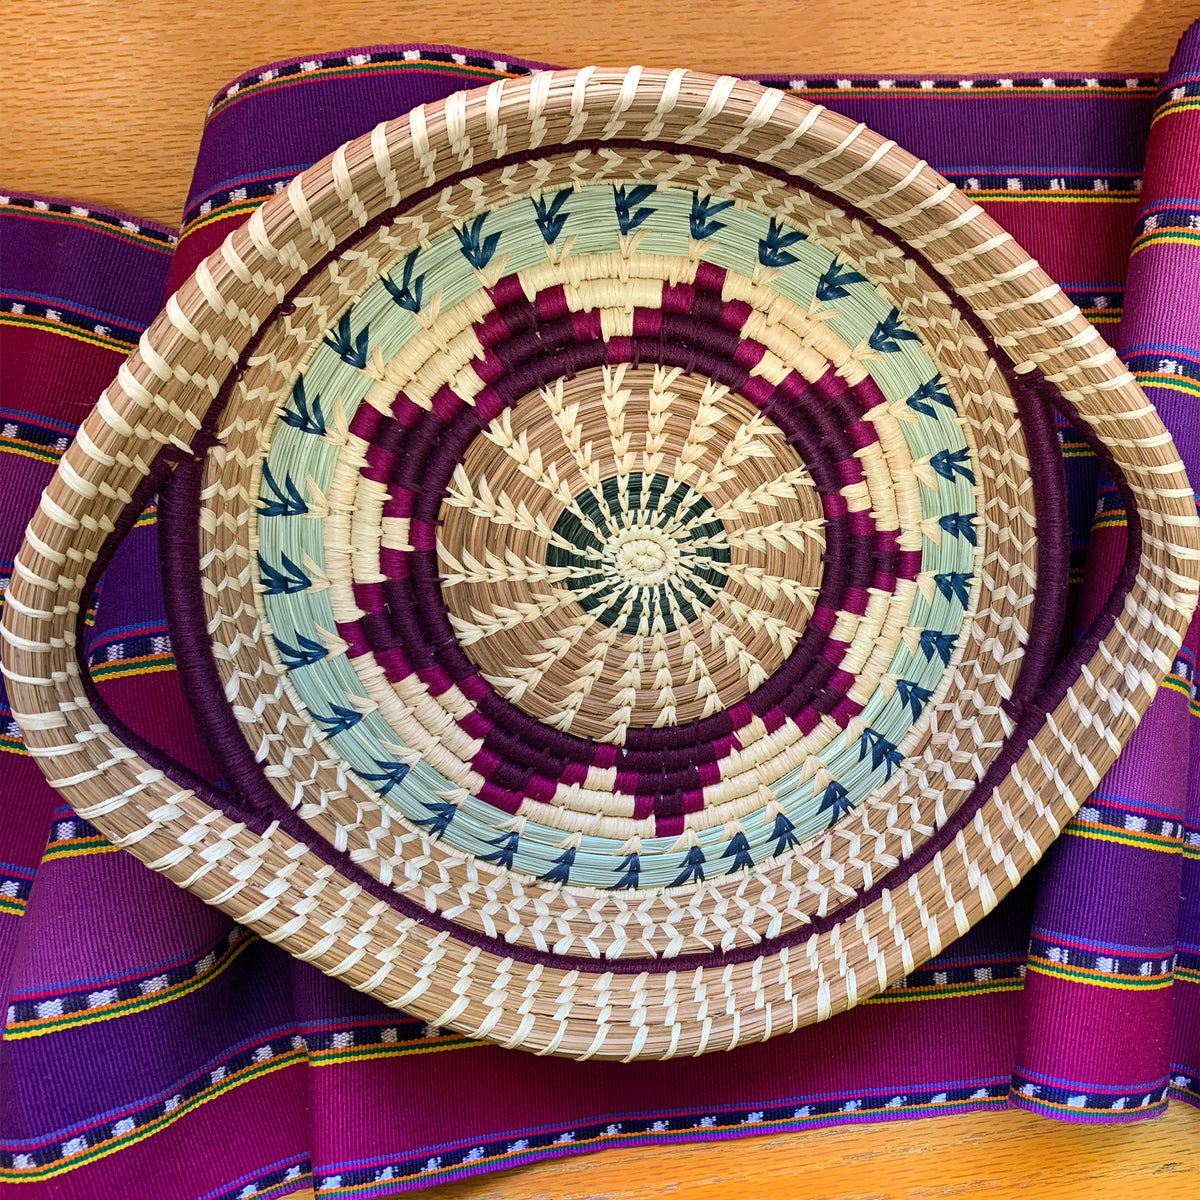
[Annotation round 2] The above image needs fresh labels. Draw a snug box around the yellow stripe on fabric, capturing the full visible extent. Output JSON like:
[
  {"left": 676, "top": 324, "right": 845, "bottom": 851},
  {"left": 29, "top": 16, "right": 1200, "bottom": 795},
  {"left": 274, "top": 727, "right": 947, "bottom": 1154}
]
[
  {"left": 207, "top": 59, "right": 517, "bottom": 119},
  {"left": 1133, "top": 373, "right": 1200, "bottom": 398},
  {"left": 41, "top": 837, "right": 117, "bottom": 862},
  {"left": 88, "top": 655, "right": 176, "bottom": 682},
  {"left": 794, "top": 86, "right": 1156, "bottom": 97},
  {"left": 1130, "top": 228, "right": 1200, "bottom": 253},
  {"left": 0, "top": 437, "right": 67, "bottom": 464},
  {"left": 5, "top": 932, "right": 254, "bottom": 1040},
  {"left": 1012, "top": 1090, "right": 1168, "bottom": 1116},
  {"left": 975, "top": 191, "right": 1138, "bottom": 204},
  {"left": 0, "top": 1029, "right": 483, "bottom": 1183},
  {"left": 180, "top": 200, "right": 265, "bottom": 238},
  {"left": 1151, "top": 95, "right": 1200, "bottom": 124},
  {"left": 1066, "top": 822, "right": 1183, "bottom": 853},
  {"left": 0, "top": 896, "right": 27, "bottom": 916},
  {"left": 0, "top": 207, "right": 175, "bottom": 251},
  {"left": 321, "top": 1094, "right": 1004, "bottom": 1196},
  {"left": 0, "top": 1053, "right": 301, "bottom": 1183},
  {"left": 862, "top": 978, "right": 1023, "bottom": 1004},
  {"left": 1026, "top": 959, "right": 1174, "bottom": 989},
  {"left": 307, "top": 1034, "right": 484, "bottom": 1066},
  {"left": 0, "top": 312, "right": 136, "bottom": 353}
]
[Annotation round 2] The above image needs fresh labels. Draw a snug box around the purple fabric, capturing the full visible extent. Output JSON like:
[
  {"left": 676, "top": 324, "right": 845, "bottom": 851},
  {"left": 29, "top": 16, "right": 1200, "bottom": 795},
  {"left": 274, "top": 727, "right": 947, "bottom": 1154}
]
[
  {"left": 1011, "top": 21, "right": 1200, "bottom": 1121},
  {"left": 1, "top": 30, "right": 1198, "bottom": 1199}
]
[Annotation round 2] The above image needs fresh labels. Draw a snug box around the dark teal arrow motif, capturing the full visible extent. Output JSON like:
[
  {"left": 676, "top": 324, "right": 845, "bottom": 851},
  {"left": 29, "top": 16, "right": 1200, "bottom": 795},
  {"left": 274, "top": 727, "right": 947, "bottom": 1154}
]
[
  {"left": 613, "top": 183, "right": 657, "bottom": 234},
  {"left": 540, "top": 846, "right": 577, "bottom": 885},
  {"left": 258, "top": 462, "right": 307, "bottom": 517},
  {"left": 280, "top": 378, "right": 325, "bottom": 435},
  {"left": 615, "top": 852, "right": 641, "bottom": 889},
  {"left": 323, "top": 311, "right": 370, "bottom": 368},
  {"left": 481, "top": 831, "right": 520, "bottom": 870},
  {"left": 455, "top": 212, "right": 501, "bottom": 269},
  {"left": 531, "top": 189, "right": 572, "bottom": 243},
  {"left": 938, "top": 513, "right": 977, "bottom": 545},
  {"left": 314, "top": 704, "right": 363, "bottom": 737},
  {"left": 919, "top": 629, "right": 957, "bottom": 665},
  {"left": 771, "top": 811, "right": 800, "bottom": 857},
  {"left": 690, "top": 192, "right": 734, "bottom": 239},
  {"left": 258, "top": 552, "right": 311, "bottom": 595},
  {"left": 721, "top": 831, "right": 754, "bottom": 872},
  {"left": 672, "top": 844, "right": 706, "bottom": 886},
  {"left": 869, "top": 307, "right": 920, "bottom": 353},
  {"left": 895, "top": 678, "right": 934, "bottom": 720},
  {"left": 358, "top": 759, "right": 411, "bottom": 795},
  {"left": 274, "top": 631, "right": 328, "bottom": 670},
  {"left": 382, "top": 248, "right": 424, "bottom": 312},
  {"left": 905, "top": 377, "right": 955, "bottom": 417},
  {"left": 858, "top": 728, "right": 903, "bottom": 779},
  {"left": 818, "top": 781, "right": 852, "bottom": 821},
  {"left": 934, "top": 571, "right": 973, "bottom": 606},
  {"left": 413, "top": 799, "right": 457, "bottom": 839},
  {"left": 814, "top": 259, "right": 866, "bottom": 301},
  {"left": 758, "top": 217, "right": 806, "bottom": 267},
  {"left": 929, "top": 447, "right": 975, "bottom": 484}
]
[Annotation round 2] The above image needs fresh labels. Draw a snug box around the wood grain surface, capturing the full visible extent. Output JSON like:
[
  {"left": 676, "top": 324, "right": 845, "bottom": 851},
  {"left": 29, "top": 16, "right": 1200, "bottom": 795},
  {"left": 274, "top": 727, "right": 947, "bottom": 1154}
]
[
  {"left": 3, "top": 2, "right": 1199, "bottom": 1197},
  {"left": 2, "top": 0, "right": 1198, "bottom": 226},
  {"left": 298, "top": 1103, "right": 1200, "bottom": 1200}
]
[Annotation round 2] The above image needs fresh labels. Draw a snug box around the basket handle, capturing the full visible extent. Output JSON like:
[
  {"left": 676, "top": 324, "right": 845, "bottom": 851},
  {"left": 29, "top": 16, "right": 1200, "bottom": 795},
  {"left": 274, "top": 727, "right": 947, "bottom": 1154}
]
[
  {"left": 0, "top": 336, "right": 251, "bottom": 837},
  {"left": 66, "top": 445, "right": 255, "bottom": 820}
]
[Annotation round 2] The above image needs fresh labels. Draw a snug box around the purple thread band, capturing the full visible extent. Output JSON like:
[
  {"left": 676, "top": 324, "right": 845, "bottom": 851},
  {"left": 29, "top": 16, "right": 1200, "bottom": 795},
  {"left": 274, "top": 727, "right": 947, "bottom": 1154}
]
[{"left": 343, "top": 275, "right": 903, "bottom": 800}]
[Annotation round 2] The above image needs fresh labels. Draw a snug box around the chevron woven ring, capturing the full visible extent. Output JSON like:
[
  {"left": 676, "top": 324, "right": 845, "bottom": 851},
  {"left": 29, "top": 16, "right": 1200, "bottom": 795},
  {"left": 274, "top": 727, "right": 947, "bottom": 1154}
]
[{"left": 4, "top": 68, "right": 1196, "bottom": 1060}]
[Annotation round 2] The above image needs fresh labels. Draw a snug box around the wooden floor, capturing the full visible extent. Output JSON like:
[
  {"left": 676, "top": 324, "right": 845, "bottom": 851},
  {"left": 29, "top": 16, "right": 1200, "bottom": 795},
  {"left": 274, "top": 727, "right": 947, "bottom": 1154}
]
[{"left": 4, "top": 2, "right": 1199, "bottom": 1196}]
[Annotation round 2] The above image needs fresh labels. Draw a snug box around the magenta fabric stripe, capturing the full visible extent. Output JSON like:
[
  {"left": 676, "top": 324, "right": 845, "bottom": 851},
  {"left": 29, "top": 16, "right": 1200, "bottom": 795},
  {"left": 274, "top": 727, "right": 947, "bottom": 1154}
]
[{"left": 1010, "top": 20, "right": 1200, "bottom": 1123}]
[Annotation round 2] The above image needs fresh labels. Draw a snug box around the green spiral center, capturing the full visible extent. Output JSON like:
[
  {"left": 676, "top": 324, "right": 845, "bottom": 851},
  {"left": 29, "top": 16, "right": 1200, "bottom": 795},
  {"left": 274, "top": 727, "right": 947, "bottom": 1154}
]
[{"left": 547, "top": 472, "right": 730, "bottom": 634}]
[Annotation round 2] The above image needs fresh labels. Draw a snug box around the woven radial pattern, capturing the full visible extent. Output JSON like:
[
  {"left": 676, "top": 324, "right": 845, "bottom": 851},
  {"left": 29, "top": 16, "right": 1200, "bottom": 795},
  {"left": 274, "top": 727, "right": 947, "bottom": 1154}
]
[{"left": 4, "top": 69, "right": 1197, "bottom": 1061}]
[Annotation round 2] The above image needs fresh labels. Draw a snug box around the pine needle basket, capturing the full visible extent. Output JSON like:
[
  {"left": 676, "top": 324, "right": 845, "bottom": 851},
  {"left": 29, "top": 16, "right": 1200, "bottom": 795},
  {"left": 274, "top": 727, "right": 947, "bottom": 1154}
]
[{"left": 4, "top": 68, "right": 1197, "bottom": 1062}]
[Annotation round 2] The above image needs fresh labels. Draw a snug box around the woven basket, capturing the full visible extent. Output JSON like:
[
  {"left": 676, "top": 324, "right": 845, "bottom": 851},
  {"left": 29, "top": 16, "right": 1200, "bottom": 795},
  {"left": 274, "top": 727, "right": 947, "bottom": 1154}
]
[{"left": 4, "top": 68, "right": 1197, "bottom": 1061}]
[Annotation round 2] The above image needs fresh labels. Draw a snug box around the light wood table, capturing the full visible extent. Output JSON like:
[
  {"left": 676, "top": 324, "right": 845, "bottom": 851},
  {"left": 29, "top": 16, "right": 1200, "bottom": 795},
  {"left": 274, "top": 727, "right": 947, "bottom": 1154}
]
[
  {"left": 3, "top": 3, "right": 1198, "bottom": 1197},
  {"left": 5, "top": 0, "right": 1200, "bottom": 227}
]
